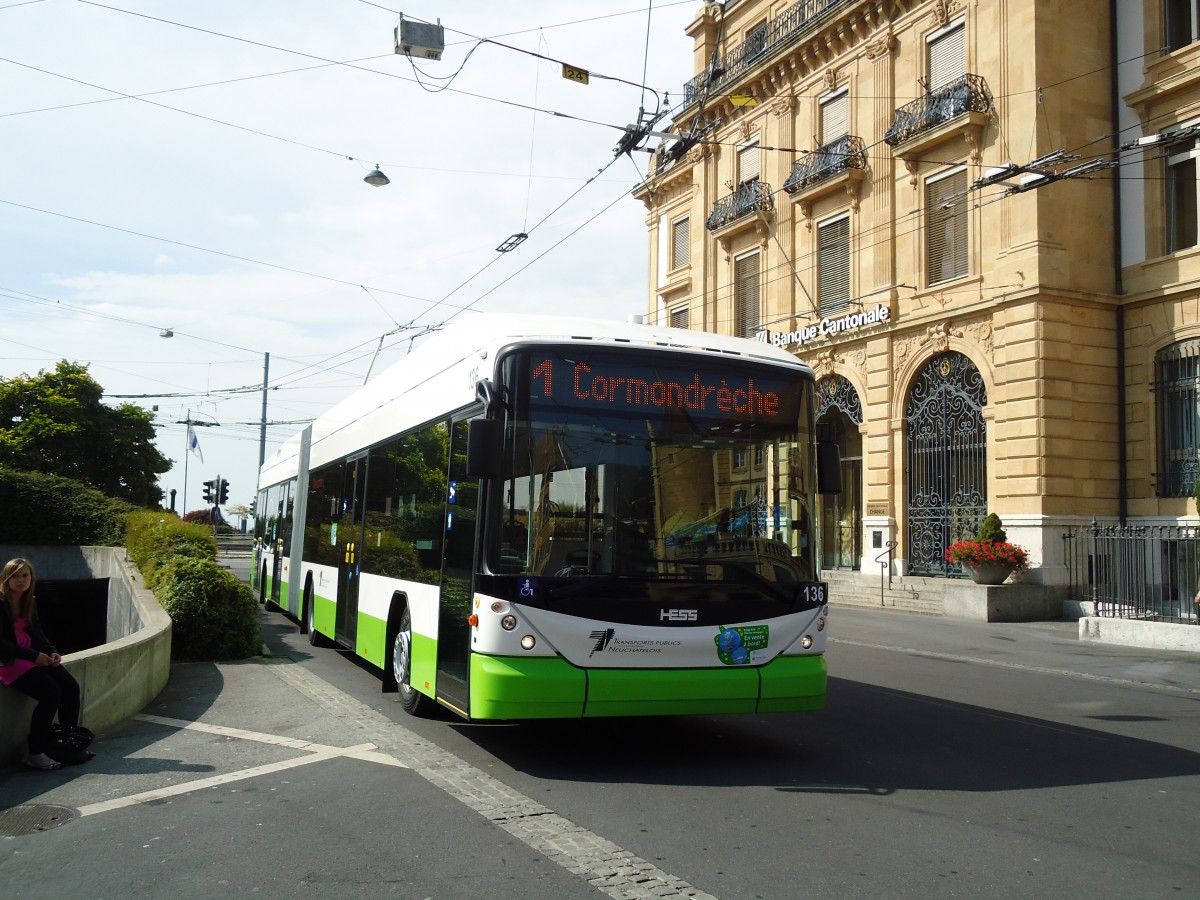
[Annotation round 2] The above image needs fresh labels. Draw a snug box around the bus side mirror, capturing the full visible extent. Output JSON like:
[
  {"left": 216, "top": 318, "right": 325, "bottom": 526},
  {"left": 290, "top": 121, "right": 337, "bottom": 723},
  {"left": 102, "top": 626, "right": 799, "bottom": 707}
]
[
  {"left": 466, "top": 418, "right": 499, "bottom": 478},
  {"left": 817, "top": 440, "right": 842, "bottom": 495}
]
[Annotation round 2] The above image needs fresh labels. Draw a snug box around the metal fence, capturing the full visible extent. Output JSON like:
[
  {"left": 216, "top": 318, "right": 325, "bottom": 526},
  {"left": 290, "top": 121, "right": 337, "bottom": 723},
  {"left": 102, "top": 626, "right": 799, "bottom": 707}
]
[
  {"left": 1064, "top": 521, "right": 1200, "bottom": 624},
  {"left": 682, "top": 0, "right": 846, "bottom": 105},
  {"left": 882, "top": 73, "right": 993, "bottom": 147}
]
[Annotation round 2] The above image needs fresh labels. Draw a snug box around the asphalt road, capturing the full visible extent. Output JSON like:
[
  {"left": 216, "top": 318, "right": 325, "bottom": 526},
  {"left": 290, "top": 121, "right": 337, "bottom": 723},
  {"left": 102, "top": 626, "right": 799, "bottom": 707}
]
[{"left": 2, "top": 601, "right": 1198, "bottom": 899}]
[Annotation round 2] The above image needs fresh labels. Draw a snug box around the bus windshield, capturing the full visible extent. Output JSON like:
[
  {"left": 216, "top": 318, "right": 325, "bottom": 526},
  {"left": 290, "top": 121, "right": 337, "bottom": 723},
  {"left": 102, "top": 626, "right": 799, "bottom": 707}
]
[{"left": 489, "top": 347, "right": 819, "bottom": 587}]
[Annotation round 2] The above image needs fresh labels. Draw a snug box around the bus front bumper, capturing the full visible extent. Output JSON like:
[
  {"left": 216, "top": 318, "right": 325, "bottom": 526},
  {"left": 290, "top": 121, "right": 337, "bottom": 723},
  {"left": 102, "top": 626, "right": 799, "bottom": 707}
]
[{"left": 467, "top": 653, "right": 827, "bottom": 719}]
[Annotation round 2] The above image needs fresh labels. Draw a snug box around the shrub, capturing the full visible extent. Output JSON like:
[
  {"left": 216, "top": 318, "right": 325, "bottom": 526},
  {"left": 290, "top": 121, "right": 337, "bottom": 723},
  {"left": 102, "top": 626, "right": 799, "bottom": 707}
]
[
  {"left": 155, "top": 557, "right": 261, "bottom": 660},
  {"left": 976, "top": 513, "right": 1007, "bottom": 544},
  {"left": 0, "top": 465, "right": 134, "bottom": 545},
  {"left": 945, "top": 513, "right": 1029, "bottom": 572},
  {"left": 125, "top": 510, "right": 217, "bottom": 589}
]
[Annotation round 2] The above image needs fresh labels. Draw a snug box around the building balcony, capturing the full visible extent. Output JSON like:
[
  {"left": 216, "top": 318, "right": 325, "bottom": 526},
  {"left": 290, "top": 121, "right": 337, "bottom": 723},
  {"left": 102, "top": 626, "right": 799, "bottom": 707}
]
[
  {"left": 705, "top": 181, "right": 775, "bottom": 233},
  {"left": 883, "top": 74, "right": 993, "bottom": 148},
  {"left": 682, "top": 0, "right": 848, "bottom": 105},
  {"left": 783, "top": 134, "right": 867, "bottom": 194}
]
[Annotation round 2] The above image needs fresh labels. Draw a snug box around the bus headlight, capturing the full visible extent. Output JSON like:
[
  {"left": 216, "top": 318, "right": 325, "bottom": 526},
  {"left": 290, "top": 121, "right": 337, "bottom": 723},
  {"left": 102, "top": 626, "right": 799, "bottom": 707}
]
[
  {"left": 800, "top": 635, "right": 813, "bottom": 649},
  {"left": 501, "top": 614, "right": 518, "bottom": 631},
  {"left": 816, "top": 616, "right": 826, "bottom": 632},
  {"left": 520, "top": 635, "right": 536, "bottom": 650},
  {"left": 491, "top": 601, "right": 506, "bottom": 613}
]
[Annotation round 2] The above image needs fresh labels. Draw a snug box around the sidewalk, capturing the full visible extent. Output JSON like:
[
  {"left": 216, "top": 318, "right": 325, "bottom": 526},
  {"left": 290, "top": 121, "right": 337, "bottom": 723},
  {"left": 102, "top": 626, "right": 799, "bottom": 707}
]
[
  {"left": 0, "top": 646, "right": 379, "bottom": 825},
  {"left": 0, "top": 612, "right": 716, "bottom": 900}
]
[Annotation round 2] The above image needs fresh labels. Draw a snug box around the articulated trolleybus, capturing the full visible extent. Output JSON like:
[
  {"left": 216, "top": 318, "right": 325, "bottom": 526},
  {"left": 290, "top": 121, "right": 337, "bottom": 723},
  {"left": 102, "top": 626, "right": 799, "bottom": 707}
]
[{"left": 253, "top": 314, "right": 839, "bottom": 720}]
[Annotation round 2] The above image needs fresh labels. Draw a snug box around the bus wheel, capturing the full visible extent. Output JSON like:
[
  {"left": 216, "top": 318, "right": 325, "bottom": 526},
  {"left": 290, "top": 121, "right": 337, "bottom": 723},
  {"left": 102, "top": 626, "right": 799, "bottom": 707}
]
[
  {"left": 392, "top": 607, "right": 425, "bottom": 716},
  {"left": 306, "top": 591, "right": 330, "bottom": 648}
]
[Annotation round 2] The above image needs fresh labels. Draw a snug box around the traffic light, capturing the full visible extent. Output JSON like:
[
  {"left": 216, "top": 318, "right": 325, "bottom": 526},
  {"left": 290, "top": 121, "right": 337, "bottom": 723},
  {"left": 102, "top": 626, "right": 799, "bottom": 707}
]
[
  {"left": 218, "top": 478, "right": 229, "bottom": 505},
  {"left": 202, "top": 478, "right": 216, "bottom": 504}
]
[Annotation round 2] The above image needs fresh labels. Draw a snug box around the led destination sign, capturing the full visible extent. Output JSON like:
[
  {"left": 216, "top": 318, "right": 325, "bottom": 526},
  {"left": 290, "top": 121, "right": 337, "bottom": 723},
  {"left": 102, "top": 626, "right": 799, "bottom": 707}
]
[{"left": 528, "top": 353, "right": 801, "bottom": 423}]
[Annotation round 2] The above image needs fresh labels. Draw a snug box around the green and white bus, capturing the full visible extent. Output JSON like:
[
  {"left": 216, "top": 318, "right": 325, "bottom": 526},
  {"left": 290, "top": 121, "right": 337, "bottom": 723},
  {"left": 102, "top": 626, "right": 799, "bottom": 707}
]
[{"left": 253, "top": 313, "right": 838, "bottom": 719}]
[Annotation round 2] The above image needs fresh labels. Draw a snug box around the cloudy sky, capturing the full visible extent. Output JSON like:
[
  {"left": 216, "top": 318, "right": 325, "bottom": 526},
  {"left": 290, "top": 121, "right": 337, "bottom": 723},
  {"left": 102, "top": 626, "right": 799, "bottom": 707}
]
[{"left": 0, "top": 0, "right": 701, "bottom": 514}]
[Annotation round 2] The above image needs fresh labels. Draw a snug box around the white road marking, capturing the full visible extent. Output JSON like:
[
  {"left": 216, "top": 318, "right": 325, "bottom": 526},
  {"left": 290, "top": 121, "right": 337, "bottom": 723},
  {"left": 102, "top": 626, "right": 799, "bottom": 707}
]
[{"left": 74, "top": 717, "right": 408, "bottom": 818}]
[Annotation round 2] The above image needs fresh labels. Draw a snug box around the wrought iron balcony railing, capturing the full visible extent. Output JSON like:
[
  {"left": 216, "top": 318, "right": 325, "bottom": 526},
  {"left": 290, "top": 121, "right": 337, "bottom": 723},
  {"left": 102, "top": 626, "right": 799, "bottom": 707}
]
[
  {"left": 705, "top": 181, "right": 774, "bottom": 232},
  {"left": 683, "top": 0, "right": 847, "bottom": 105},
  {"left": 783, "top": 134, "right": 867, "bottom": 194},
  {"left": 883, "top": 73, "right": 993, "bottom": 147}
]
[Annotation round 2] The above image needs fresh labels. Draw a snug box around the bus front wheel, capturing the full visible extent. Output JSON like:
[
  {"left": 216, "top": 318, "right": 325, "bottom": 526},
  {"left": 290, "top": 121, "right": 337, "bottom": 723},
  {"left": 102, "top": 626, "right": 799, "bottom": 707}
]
[{"left": 392, "top": 607, "right": 425, "bottom": 716}]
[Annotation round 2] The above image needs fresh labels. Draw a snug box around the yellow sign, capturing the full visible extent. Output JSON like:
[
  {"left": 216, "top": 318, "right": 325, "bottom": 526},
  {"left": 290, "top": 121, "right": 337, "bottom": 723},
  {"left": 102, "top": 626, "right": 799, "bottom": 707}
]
[
  {"left": 562, "top": 64, "right": 589, "bottom": 85},
  {"left": 729, "top": 94, "right": 758, "bottom": 107}
]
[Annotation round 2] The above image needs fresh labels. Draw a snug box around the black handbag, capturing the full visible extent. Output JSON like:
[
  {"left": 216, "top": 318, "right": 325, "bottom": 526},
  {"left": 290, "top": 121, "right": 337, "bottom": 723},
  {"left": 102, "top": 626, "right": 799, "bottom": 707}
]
[{"left": 46, "top": 724, "right": 95, "bottom": 765}]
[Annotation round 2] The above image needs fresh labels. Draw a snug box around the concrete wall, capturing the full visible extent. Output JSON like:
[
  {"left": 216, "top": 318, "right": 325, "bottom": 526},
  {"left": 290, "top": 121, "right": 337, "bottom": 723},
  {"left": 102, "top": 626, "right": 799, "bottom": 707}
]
[
  {"left": 942, "top": 583, "right": 1064, "bottom": 623},
  {"left": 1079, "top": 617, "right": 1200, "bottom": 654},
  {"left": 0, "top": 546, "right": 171, "bottom": 765}
]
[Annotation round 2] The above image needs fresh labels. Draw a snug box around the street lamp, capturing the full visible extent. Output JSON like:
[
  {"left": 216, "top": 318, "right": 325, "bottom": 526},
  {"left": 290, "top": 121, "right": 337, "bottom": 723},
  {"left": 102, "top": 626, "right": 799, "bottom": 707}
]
[{"left": 364, "top": 167, "right": 390, "bottom": 187}]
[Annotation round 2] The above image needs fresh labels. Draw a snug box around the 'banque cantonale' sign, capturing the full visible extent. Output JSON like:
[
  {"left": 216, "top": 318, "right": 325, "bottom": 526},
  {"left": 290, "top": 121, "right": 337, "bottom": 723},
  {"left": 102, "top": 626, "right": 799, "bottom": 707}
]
[{"left": 756, "top": 303, "right": 891, "bottom": 349}]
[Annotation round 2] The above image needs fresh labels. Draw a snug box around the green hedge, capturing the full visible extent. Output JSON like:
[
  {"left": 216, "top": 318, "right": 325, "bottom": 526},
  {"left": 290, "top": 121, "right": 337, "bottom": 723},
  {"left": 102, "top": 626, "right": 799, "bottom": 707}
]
[
  {"left": 155, "top": 557, "right": 261, "bottom": 661},
  {"left": 125, "top": 510, "right": 217, "bottom": 589},
  {"left": 0, "top": 470, "right": 260, "bottom": 660},
  {"left": 124, "top": 511, "right": 260, "bottom": 659},
  {"left": 0, "top": 466, "right": 134, "bottom": 545}
]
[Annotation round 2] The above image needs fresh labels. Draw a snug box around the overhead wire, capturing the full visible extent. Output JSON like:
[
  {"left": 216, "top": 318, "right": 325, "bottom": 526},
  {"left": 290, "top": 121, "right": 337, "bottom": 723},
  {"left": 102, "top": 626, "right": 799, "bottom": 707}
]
[
  {"left": 3, "top": 0, "right": 683, "bottom": 365},
  {"left": 23, "top": 3, "right": 1156, "bottom": 388},
  {"left": 70, "top": 0, "right": 647, "bottom": 136}
]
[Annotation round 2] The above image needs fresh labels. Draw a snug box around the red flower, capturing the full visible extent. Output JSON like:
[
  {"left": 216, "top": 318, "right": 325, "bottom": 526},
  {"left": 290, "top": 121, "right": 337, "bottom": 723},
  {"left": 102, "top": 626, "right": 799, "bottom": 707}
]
[{"left": 944, "top": 539, "right": 1029, "bottom": 572}]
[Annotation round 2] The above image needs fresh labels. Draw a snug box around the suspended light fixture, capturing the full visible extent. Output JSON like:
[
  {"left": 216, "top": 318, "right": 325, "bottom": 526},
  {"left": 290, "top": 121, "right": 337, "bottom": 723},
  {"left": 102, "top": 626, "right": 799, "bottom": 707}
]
[{"left": 364, "top": 166, "right": 390, "bottom": 187}]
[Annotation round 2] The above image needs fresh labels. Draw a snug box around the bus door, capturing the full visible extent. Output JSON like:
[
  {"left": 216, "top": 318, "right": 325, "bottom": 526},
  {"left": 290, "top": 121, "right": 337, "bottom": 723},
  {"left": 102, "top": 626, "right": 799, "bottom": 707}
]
[
  {"left": 436, "top": 417, "right": 478, "bottom": 713},
  {"left": 335, "top": 454, "right": 369, "bottom": 647}
]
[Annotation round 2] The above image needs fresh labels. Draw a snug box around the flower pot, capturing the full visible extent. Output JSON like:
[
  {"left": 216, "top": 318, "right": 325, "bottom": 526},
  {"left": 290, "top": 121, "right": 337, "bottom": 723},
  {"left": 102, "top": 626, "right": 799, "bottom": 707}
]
[{"left": 963, "top": 562, "right": 1015, "bottom": 585}]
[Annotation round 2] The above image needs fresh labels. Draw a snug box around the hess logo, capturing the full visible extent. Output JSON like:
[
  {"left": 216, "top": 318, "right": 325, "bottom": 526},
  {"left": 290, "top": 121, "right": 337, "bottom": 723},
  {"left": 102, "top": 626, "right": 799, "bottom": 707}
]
[{"left": 660, "top": 608, "right": 698, "bottom": 622}]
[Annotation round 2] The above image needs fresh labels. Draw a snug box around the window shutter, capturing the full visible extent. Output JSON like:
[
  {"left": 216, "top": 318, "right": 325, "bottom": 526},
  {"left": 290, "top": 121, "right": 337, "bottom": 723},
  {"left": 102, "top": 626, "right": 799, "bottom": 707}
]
[
  {"left": 926, "top": 169, "right": 968, "bottom": 284},
  {"left": 734, "top": 252, "right": 761, "bottom": 337},
  {"left": 738, "top": 140, "right": 760, "bottom": 185},
  {"left": 1168, "top": 149, "right": 1199, "bottom": 252},
  {"left": 819, "top": 92, "right": 849, "bottom": 145},
  {"left": 1166, "top": 0, "right": 1199, "bottom": 51},
  {"left": 928, "top": 23, "right": 966, "bottom": 91},
  {"left": 818, "top": 217, "right": 850, "bottom": 315},
  {"left": 671, "top": 216, "right": 690, "bottom": 268},
  {"left": 670, "top": 305, "right": 690, "bottom": 329}
]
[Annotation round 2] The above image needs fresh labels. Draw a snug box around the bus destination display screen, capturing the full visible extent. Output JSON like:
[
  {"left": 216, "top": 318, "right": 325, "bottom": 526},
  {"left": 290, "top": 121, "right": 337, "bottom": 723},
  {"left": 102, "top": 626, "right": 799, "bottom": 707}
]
[{"left": 526, "top": 350, "right": 803, "bottom": 425}]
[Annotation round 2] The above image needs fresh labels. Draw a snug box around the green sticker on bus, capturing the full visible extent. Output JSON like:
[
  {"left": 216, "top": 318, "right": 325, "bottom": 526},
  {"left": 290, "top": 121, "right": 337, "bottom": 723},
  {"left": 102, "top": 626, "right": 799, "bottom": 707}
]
[{"left": 714, "top": 625, "right": 768, "bottom": 665}]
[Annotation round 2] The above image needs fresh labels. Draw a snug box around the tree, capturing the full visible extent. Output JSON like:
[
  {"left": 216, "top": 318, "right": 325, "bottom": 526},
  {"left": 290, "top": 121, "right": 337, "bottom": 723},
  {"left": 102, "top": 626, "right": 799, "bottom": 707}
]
[{"left": 0, "top": 361, "right": 171, "bottom": 506}]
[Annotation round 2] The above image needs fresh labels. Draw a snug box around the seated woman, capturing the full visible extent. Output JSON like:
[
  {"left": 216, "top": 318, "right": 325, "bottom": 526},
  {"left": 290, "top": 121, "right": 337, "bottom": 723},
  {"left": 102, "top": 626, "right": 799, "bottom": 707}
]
[{"left": 0, "top": 557, "right": 84, "bottom": 771}]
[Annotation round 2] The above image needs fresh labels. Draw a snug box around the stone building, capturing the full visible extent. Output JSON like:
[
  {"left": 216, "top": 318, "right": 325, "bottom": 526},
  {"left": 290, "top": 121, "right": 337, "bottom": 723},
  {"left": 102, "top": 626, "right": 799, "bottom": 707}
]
[{"left": 632, "top": 0, "right": 1200, "bottom": 593}]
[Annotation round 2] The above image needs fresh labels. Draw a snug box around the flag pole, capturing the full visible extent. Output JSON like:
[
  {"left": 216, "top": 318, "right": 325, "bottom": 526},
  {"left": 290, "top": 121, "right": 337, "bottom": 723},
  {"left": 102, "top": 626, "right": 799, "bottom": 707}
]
[{"left": 183, "top": 408, "right": 190, "bottom": 513}]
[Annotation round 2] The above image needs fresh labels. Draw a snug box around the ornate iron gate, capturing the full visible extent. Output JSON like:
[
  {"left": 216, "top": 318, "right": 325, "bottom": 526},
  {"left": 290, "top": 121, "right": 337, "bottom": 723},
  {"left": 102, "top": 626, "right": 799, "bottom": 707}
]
[
  {"left": 817, "top": 375, "right": 863, "bottom": 570},
  {"left": 905, "top": 352, "right": 987, "bottom": 575}
]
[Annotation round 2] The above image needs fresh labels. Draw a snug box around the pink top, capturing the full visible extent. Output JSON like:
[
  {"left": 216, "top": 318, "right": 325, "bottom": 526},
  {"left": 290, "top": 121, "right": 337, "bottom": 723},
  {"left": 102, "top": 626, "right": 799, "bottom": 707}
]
[{"left": 0, "top": 618, "right": 36, "bottom": 686}]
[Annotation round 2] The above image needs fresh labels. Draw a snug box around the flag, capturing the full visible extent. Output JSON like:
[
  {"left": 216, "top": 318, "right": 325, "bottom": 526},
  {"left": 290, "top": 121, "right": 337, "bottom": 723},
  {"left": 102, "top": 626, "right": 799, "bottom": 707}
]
[{"left": 187, "top": 425, "right": 204, "bottom": 463}]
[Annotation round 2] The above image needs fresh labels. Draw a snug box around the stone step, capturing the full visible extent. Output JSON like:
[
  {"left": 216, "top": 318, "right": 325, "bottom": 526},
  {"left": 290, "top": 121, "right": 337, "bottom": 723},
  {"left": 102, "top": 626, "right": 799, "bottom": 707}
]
[{"left": 823, "top": 571, "right": 946, "bottom": 616}]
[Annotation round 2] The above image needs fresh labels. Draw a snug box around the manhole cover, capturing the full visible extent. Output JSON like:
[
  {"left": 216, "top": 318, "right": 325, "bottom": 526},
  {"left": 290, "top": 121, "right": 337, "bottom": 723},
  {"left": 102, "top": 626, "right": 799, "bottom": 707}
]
[{"left": 0, "top": 804, "right": 78, "bottom": 836}]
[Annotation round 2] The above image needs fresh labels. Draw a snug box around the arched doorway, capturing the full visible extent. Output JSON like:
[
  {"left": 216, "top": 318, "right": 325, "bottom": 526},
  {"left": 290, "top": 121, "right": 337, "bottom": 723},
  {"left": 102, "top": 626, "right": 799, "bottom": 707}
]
[
  {"left": 816, "top": 374, "right": 863, "bottom": 570},
  {"left": 905, "top": 351, "right": 987, "bottom": 575}
]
